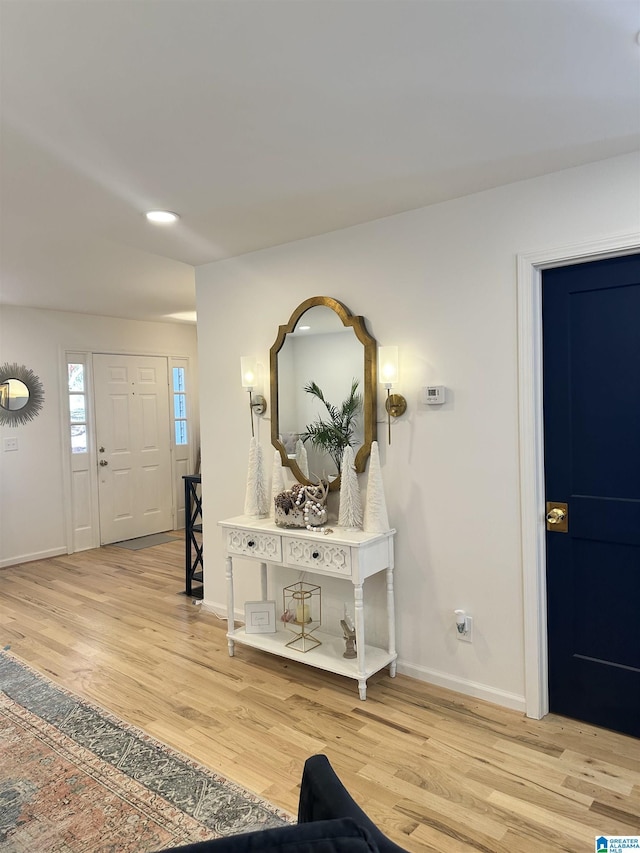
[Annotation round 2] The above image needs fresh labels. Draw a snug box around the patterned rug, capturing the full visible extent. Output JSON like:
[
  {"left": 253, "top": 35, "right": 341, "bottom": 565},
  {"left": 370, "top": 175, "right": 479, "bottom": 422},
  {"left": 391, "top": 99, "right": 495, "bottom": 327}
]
[{"left": 0, "top": 651, "right": 291, "bottom": 852}]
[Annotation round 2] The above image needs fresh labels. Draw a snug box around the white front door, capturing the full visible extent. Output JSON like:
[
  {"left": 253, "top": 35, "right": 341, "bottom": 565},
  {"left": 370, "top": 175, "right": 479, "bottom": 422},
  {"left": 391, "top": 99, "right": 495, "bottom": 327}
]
[{"left": 94, "top": 354, "right": 172, "bottom": 544}]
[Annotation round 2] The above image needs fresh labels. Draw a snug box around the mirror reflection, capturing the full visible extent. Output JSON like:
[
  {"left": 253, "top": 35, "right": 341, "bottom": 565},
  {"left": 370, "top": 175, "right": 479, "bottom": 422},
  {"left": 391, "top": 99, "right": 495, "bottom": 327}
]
[
  {"left": 0, "top": 378, "right": 29, "bottom": 411},
  {"left": 270, "top": 297, "right": 377, "bottom": 491},
  {"left": 278, "top": 306, "right": 364, "bottom": 479}
]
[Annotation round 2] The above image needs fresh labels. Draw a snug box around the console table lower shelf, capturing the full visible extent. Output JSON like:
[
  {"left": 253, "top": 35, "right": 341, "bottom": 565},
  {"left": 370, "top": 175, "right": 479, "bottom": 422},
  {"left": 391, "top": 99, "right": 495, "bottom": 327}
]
[{"left": 227, "top": 627, "right": 396, "bottom": 699}]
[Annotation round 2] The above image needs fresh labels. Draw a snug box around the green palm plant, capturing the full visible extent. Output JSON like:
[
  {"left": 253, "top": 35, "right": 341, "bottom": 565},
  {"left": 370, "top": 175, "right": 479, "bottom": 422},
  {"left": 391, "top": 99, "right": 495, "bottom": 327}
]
[{"left": 301, "top": 379, "right": 362, "bottom": 473}]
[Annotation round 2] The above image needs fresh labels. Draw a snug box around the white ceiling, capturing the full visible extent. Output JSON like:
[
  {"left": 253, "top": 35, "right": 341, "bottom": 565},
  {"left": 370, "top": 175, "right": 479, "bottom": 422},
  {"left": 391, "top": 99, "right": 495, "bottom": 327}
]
[{"left": 1, "top": 0, "right": 638, "bottom": 324}]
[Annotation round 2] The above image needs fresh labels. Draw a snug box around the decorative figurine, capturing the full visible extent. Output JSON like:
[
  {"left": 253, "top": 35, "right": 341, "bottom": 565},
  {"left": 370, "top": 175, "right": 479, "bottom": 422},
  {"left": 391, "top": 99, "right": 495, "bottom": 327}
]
[{"left": 340, "top": 619, "right": 357, "bottom": 659}]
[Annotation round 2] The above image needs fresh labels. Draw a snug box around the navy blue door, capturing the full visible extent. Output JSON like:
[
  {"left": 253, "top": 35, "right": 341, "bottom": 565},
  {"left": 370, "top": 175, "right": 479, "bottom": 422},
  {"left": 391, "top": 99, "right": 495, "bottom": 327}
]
[{"left": 543, "top": 253, "right": 640, "bottom": 738}]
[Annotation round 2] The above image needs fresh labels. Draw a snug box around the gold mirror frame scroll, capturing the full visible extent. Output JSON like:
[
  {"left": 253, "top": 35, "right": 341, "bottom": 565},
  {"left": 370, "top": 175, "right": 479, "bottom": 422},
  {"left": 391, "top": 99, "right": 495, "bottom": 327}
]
[{"left": 270, "top": 295, "right": 377, "bottom": 491}]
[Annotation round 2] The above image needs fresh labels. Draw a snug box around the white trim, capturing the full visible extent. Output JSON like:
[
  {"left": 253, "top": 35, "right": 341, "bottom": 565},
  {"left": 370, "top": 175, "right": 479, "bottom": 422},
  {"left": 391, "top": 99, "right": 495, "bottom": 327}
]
[
  {"left": 62, "top": 349, "right": 188, "bottom": 552},
  {"left": 517, "top": 232, "right": 640, "bottom": 720},
  {"left": 62, "top": 351, "right": 101, "bottom": 554},
  {"left": 59, "top": 347, "right": 74, "bottom": 554},
  {"left": 397, "top": 660, "right": 526, "bottom": 712},
  {"left": 200, "top": 601, "right": 226, "bottom": 617},
  {"left": 1, "top": 546, "right": 67, "bottom": 569},
  {"left": 85, "top": 352, "right": 101, "bottom": 548},
  {"left": 201, "top": 599, "right": 243, "bottom": 622},
  {"left": 168, "top": 356, "right": 195, "bottom": 530}
]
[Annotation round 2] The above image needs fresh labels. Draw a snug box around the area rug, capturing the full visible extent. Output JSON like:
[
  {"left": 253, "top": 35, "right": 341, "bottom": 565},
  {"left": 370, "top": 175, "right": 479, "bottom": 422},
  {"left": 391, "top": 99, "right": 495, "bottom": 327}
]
[
  {"left": 112, "top": 533, "right": 178, "bottom": 550},
  {"left": 0, "top": 650, "right": 291, "bottom": 852}
]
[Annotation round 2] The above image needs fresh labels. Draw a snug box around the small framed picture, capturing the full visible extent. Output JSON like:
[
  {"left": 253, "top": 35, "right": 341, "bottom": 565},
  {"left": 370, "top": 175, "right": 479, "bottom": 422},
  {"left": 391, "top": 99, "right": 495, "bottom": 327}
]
[{"left": 244, "top": 600, "right": 277, "bottom": 634}]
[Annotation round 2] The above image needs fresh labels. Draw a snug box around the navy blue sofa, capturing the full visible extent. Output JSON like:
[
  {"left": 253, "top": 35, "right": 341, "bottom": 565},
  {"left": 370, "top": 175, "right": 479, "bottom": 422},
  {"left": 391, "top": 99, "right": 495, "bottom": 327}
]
[{"left": 157, "top": 754, "right": 409, "bottom": 853}]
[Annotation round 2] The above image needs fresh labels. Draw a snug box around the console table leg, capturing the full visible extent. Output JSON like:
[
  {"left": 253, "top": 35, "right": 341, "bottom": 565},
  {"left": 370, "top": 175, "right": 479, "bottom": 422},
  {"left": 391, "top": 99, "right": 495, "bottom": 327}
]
[
  {"left": 260, "top": 562, "right": 268, "bottom": 600},
  {"left": 226, "top": 556, "right": 235, "bottom": 657},
  {"left": 354, "top": 582, "right": 366, "bottom": 700},
  {"left": 386, "top": 566, "right": 397, "bottom": 677}
]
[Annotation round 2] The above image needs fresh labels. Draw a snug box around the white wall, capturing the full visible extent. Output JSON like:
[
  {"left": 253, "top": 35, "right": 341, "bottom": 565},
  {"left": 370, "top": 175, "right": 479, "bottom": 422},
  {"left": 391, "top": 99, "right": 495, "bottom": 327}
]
[
  {"left": 195, "top": 152, "right": 640, "bottom": 710},
  {"left": 0, "top": 306, "right": 199, "bottom": 567}
]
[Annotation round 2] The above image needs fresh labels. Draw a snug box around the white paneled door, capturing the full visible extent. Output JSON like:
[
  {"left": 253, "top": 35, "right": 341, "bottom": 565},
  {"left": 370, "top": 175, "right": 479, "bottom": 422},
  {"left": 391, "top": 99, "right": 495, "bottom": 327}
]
[{"left": 94, "top": 354, "right": 172, "bottom": 545}]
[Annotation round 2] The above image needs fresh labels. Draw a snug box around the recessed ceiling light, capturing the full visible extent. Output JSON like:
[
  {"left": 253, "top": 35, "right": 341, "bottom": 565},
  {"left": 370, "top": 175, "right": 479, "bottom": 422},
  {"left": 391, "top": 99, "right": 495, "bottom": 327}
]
[
  {"left": 298, "top": 325, "right": 311, "bottom": 331},
  {"left": 145, "top": 210, "right": 179, "bottom": 224}
]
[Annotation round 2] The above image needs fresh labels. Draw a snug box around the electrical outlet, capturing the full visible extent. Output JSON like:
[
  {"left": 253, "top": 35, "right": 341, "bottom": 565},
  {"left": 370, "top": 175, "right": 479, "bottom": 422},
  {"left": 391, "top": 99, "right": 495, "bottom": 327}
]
[
  {"left": 3, "top": 437, "right": 18, "bottom": 452},
  {"left": 458, "top": 615, "right": 473, "bottom": 643}
]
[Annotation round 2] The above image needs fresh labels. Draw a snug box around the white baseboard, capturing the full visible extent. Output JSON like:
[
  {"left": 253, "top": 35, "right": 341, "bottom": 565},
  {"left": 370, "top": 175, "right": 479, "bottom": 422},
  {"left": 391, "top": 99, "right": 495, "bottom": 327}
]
[
  {"left": 199, "top": 600, "right": 234, "bottom": 623},
  {"left": 397, "top": 660, "right": 526, "bottom": 712},
  {"left": 0, "top": 546, "right": 67, "bottom": 569}
]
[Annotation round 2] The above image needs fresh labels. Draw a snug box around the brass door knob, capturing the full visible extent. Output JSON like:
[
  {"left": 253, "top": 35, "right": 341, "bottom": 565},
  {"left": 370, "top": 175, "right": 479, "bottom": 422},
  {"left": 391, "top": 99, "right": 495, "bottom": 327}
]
[
  {"left": 546, "top": 507, "right": 566, "bottom": 524},
  {"left": 545, "top": 501, "right": 568, "bottom": 532},
  {"left": 99, "top": 459, "right": 108, "bottom": 467}
]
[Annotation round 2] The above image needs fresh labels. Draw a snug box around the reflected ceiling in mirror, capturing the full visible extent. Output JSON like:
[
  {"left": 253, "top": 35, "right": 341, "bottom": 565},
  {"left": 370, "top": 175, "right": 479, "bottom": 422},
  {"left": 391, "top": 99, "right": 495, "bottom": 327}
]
[{"left": 270, "top": 296, "right": 377, "bottom": 491}]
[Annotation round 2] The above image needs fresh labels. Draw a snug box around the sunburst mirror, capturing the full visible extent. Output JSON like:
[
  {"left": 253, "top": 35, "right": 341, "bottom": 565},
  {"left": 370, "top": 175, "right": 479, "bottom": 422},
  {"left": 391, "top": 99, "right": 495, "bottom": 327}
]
[{"left": 0, "top": 363, "right": 45, "bottom": 426}]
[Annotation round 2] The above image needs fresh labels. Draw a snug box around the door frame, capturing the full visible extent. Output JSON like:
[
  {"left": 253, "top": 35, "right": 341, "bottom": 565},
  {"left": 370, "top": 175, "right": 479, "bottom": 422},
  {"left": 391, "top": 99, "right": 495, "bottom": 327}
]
[
  {"left": 517, "top": 231, "right": 640, "bottom": 720},
  {"left": 60, "top": 349, "right": 196, "bottom": 553}
]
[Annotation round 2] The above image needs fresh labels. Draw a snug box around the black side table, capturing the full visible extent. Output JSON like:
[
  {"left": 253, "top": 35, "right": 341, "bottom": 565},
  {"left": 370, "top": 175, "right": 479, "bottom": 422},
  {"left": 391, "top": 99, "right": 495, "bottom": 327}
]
[{"left": 183, "top": 474, "right": 203, "bottom": 598}]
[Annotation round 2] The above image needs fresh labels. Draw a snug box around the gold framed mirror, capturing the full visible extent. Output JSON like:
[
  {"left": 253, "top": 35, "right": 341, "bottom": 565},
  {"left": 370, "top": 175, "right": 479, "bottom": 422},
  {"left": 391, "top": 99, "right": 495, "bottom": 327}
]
[{"left": 270, "top": 296, "right": 377, "bottom": 491}]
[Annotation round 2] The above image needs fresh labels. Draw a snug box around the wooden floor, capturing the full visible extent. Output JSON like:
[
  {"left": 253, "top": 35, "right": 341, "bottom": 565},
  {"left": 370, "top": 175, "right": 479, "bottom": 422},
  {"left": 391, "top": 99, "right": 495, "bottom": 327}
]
[{"left": 1, "top": 540, "right": 639, "bottom": 852}]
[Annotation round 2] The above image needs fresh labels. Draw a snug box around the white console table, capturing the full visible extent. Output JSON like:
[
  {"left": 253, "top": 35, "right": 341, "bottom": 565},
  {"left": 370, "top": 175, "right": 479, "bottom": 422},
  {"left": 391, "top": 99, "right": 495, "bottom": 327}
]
[{"left": 218, "top": 515, "right": 397, "bottom": 700}]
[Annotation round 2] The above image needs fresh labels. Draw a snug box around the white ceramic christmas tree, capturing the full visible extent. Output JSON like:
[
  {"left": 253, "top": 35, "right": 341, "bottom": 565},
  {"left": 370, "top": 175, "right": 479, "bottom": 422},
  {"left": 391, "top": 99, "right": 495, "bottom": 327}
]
[
  {"left": 295, "top": 439, "right": 309, "bottom": 478},
  {"left": 270, "top": 449, "right": 286, "bottom": 519},
  {"left": 363, "top": 441, "right": 390, "bottom": 533},
  {"left": 244, "top": 437, "right": 269, "bottom": 517},
  {"left": 338, "top": 445, "right": 363, "bottom": 529}
]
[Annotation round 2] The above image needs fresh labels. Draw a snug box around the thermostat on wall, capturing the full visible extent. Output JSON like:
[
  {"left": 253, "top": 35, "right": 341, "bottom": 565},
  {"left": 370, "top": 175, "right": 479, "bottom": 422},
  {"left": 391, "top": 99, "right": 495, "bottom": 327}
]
[{"left": 423, "top": 385, "right": 446, "bottom": 405}]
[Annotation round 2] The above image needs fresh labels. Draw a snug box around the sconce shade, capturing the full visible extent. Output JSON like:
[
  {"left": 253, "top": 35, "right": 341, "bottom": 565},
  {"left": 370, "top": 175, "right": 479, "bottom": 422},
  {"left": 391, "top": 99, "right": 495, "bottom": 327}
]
[
  {"left": 241, "top": 356, "right": 257, "bottom": 389},
  {"left": 378, "top": 346, "right": 399, "bottom": 387},
  {"left": 378, "top": 347, "right": 405, "bottom": 445},
  {"left": 241, "top": 356, "right": 267, "bottom": 436}
]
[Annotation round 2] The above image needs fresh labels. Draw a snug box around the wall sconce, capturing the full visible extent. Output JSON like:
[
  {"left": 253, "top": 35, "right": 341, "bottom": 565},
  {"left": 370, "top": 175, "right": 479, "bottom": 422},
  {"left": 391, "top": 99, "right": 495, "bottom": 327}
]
[
  {"left": 378, "top": 346, "right": 406, "bottom": 444},
  {"left": 240, "top": 357, "right": 267, "bottom": 437}
]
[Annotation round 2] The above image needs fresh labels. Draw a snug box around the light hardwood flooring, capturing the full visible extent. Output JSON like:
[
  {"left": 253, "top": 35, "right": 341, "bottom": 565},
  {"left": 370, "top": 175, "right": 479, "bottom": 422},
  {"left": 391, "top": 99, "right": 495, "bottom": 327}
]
[{"left": 1, "top": 539, "right": 639, "bottom": 852}]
